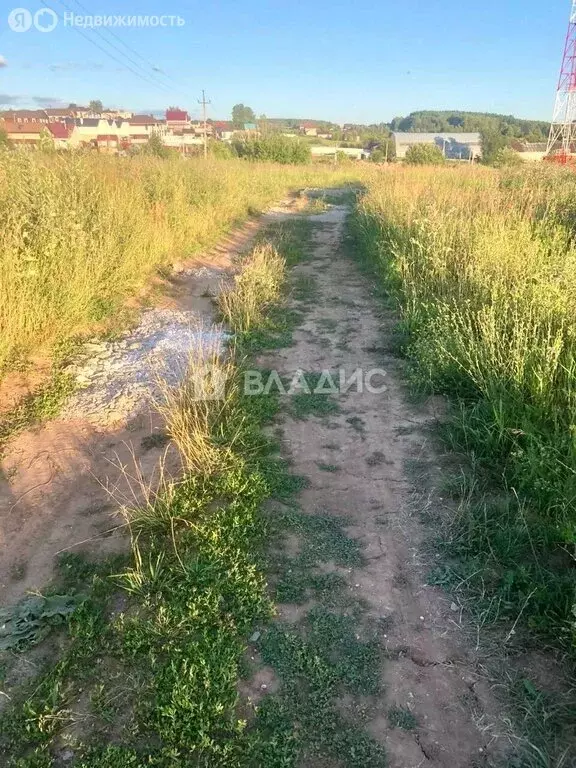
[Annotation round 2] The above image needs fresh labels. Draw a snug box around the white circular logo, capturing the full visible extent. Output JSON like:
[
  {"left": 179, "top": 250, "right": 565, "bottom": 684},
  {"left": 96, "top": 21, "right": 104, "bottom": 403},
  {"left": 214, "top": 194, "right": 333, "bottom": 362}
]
[
  {"left": 34, "top": 7, "right": 57, "bottom": 31},
  {"left": 8, "top": 7, "right": 32, "bottom": 31}
]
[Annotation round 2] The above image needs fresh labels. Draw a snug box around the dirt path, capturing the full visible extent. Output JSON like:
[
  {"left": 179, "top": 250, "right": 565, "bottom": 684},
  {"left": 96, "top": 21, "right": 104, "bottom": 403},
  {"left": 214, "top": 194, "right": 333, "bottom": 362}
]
[{"left": 255, "top": 199, "right": 506, "bottom": 767}]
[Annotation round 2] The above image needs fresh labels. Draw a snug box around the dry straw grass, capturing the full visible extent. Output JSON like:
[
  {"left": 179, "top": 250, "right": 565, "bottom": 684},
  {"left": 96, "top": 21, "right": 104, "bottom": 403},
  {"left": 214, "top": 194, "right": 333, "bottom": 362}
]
[
  {"left": 218, "top": 242, "right": 286, "bottom": 332},
  {"left": 0, "top": 151, "right": 366, "bottom": 374}
]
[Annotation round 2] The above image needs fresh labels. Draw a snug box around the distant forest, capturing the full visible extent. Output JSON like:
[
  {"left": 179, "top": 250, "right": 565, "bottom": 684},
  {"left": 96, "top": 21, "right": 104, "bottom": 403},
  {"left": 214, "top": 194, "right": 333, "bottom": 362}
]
[{"left": 389, "top": 111, "right": 550, "bottom": 143}]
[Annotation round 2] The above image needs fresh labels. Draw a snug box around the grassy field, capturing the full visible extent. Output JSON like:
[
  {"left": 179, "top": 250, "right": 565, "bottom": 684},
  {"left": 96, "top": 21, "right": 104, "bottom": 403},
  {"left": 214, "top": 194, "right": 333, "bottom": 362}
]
[
  {"left": 0, "top": 152, "right": 367, "bottom": 375},
  {"left": 0, "top": 214, "right": 390, "bottom": 767},
  {"left": 351, "top": 164, "right": 576, "bottom": 648}
]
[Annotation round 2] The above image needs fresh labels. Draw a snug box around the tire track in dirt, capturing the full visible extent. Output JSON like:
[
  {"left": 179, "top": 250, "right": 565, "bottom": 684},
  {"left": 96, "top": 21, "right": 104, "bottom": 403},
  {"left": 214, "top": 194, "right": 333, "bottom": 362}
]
[{"left": 256, "top": 197, "right": 506, "bottom": 767}]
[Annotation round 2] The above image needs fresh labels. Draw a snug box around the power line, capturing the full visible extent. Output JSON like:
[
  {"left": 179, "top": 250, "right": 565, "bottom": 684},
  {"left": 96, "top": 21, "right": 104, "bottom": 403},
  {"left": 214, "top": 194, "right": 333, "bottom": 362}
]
[
  {"left": 198, "top": 90, "right": 211, "bottom": 158},
  {"left": 41, "top": 0, "right": 181, "bottom": 99},
  {"left": 68, "top": 0, "right": 192, "bottom": 98}
]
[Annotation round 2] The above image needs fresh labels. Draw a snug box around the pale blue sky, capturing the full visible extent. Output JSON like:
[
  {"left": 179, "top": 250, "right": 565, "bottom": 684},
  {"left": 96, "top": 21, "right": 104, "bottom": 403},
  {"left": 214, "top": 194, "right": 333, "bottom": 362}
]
[{"left": 0, "top": 0, "right": 569, "bottom": 122}]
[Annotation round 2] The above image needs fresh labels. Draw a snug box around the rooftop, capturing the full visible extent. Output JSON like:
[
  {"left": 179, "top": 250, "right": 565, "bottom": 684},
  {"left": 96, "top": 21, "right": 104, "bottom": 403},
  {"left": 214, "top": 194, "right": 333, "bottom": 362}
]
[{"left": 392, "top": 132, "right": 481, "bottom": 144}]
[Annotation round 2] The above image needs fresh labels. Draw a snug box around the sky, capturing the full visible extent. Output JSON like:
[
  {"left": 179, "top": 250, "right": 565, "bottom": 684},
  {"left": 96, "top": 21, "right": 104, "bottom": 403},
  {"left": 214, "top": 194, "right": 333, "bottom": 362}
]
[{"left": 0, "top": 0, "right": 570, "bottom": 123}]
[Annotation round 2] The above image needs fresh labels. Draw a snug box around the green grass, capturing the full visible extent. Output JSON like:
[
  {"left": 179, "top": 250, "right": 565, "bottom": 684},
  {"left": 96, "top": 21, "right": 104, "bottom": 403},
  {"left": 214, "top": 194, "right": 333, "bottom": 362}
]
[
  {"left": 288, "top": 372, "right": 340, "bottom": 420},
  {"left": 349, "top": 165, "right": 576, "bottom": 651},
  {"left": 0, "top": 335, "right": 83, "bottom": 445},
  {"left": 0, "top": 192, "right": 386, "bottom": 768},
  {"left": 0, "top": 224, "right": 314, "bottom": 766},
  {"left": 388, "top": 706, "right": 417, "bottom": 731}
]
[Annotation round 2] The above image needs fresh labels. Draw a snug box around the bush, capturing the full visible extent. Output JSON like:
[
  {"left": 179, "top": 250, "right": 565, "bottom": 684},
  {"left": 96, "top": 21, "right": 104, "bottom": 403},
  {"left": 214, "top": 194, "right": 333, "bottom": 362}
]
[
  {"left": 493, "top": 146, "right": 524, "bottom": 168},
  {"left": 209, "top": 140, "right": 237, "bottom": 159},
  {"left": 140, "top": 132, "right": 170, "bottom": 159},
  {"left": 404, "top": 143, "right": 445, "bottom": 165},
  {"left": 232, "top": 134, "right": 311, "bottom": 164}
]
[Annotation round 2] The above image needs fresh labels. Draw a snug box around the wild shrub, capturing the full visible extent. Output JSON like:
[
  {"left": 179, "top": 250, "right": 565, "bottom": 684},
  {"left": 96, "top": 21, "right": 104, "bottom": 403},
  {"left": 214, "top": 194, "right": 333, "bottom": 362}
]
[{"left": 232, "top": 134, "right": 311, "bottom": 164}]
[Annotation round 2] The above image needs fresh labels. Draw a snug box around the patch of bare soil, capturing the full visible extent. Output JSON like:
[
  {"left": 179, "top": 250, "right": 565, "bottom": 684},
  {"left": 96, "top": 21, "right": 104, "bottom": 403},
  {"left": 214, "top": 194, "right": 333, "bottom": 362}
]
[
  {"left": 257, "top": 204, "right": 511, "bottom": 767},
  {"left": 0, "top": 199, "right": 299, "bottom": 607}
]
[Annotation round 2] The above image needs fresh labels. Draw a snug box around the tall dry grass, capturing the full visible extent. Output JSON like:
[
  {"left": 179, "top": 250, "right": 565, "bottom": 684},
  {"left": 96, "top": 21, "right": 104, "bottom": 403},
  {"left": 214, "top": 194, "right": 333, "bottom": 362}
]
[
  {"left": 352, "top": 163, "right": 576, "bottom": 643},
  {"left": 218, "top": 242, "right": 285, "bottom": 333},
  {"left": 0, "top": 151, "right": 366, "bottom": 373}
]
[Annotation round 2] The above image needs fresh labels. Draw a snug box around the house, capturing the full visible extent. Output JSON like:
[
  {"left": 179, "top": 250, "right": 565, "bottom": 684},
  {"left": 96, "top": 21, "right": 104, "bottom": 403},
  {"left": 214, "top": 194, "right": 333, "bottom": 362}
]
[
  {"left": 68, "top": 106, "right": 93, "bottom": 118},
  {"left": 44, "top": 108, "right": 75, "bottom": 122},
  {"left": 95, "top": 134, "right": 119, "bottom": 153},
  {"left": 310, "top": 146, "right": 368, "bottom": 161},
  {"left": 0, "top": 120, "right": 46, "bottom": 146},
  {"left": 0, "top": 109, "right": 49, "bottom": 124},
  {"left": 68, "top": 118, "right": 123, "bottom": 147},
  {"left": 393, "top": 132, "right": 482, "bottom": 160},
  {"left": 212, "top": 121, "right": 235, "bottom": 140},
  {"left": 299, "top": 121, "right": 318, "bottom": 137},
  {"left": 162, "top": 133, "right": 204, "bottom": 152},
  {"left": 511, "top": 141, "right": 548, "bottom": 162},
  {"left": 47, "top": 121, "right": 72, "bottom": 148},
  {"left": 166, "top": 108, "right": 189, "bottom": 129},
  {"left": 128, "top": 115, "right": 165, "bottom": 141},
  {"left": 100, "top": 109, "right": 133, "bottom": 120}
]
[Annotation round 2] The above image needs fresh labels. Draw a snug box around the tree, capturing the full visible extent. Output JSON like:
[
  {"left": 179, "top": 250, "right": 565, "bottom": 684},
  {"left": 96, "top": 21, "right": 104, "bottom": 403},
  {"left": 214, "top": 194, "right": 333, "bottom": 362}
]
[
  {"left": 480, "top": 129, "right": 509, "bottom": 165},
  {"left": 404, "top": 143, "right": 445, "bottom": 165},
  {"left": 140, "top": 132, "right": 170, "bottom": 159},
  {"left": 232, "top": 103, "right": 256, "bottom": 129},
  {"left": 493, "top": 146, "right": 523, "bottom": 168},
  {"left": 89, "top": 100, "right": 103, "bottom": 114}
]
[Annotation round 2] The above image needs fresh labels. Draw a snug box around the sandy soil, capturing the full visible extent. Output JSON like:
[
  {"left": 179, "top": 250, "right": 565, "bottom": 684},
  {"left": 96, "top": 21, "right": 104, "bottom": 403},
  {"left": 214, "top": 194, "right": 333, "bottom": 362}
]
[{"left": 256, "top": 202, "right": 508, "bottom": 767}]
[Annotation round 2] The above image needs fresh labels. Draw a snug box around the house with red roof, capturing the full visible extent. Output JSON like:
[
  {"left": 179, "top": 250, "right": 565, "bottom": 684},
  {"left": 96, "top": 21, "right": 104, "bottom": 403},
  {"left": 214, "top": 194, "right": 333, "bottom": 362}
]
[
  {"left": 47, "top": 121, "right": 72, "bottom": 148},
  {"left": 0, "top": 120, "right": 46, "bottom": 146},
  {"left": 299, "top": 121, "right": 319, "bottom": 137},
  {"left": 0, "top": 110, "right": 49, "bottom": 125},
  {"left": 212, "top": 120, "right": 235, "bottom": 140},
  {"left": 166, "top": 108, "right": 189, "bottom": 129}
]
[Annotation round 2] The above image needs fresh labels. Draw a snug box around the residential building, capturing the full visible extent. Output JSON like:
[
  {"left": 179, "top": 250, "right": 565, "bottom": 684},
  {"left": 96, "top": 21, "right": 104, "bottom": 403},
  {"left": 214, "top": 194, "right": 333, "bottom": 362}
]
[
  {"left": 95, "top": 134, "right": 119, "bottom": 153},
  {"left": 0, "top": 109, "right": 49, "bottom": 124},
  {"left": 212, "top": 121, "right": 235, "bottom": 140},
  {"left": 128, "top": 115, "right": 166, "bottom": 142},
  {"left": 393, "top": 132, "right": 482, "bottom": 160},
  {"left": 44, "top": 108, "right": 75, "bottom": 122},
  {"left": 310, "top": 146, "right": 368, "bottom": 161},
  {"left": 0, "top": 120, "right": 46, "bottom": 146},
  {"left": 100, "top": 109, "right": 133, "bottom": 120},
  {"left": 299, "top": 121, "right": 318, "bottom": 136},
  {"left": 511, "top": 141, "right": 548, "bottom": 162},
  {"left": 47, "top": 121, "right": 72, "bottom": 148},
  {"left": 166, "top": 108, "right": 189, "bottom": 129}
]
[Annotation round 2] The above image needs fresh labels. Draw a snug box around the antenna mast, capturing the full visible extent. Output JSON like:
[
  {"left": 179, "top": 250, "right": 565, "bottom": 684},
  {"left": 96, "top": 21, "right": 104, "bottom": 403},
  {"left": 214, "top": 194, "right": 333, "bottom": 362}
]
[{"left": 547, "top": 1, "right": 576, "bottom": 159}]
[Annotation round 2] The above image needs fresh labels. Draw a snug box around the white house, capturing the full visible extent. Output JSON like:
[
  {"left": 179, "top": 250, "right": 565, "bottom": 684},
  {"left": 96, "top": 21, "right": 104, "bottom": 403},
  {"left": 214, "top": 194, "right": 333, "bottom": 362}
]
[{"left": 393, "top": 132, "right": 482, "bottom": 160}]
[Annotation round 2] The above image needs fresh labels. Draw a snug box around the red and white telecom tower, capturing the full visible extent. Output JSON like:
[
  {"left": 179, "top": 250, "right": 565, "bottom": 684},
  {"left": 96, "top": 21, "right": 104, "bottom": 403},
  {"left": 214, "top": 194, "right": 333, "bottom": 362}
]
[{"left": 547, "top": 0, "right": 576, "bottom": 161}]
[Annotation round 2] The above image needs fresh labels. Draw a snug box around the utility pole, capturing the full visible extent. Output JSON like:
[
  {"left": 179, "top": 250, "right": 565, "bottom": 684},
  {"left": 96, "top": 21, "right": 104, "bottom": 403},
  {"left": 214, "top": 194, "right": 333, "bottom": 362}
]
[{"left": 198, "top": 89, "right": 211, "bottom": 158}]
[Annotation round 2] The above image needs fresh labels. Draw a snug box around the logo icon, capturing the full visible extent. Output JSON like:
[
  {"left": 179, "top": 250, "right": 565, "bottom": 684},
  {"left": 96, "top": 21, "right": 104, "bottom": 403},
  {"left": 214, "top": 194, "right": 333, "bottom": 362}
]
[
  {"left": 7, "top": 7, "right": 58, "bottom": 32},
  {"left": 8, "top": 7, "right": 32, "bottom": 31},
  {"left": 34, "top": 7, "right": 57, "bottom": 31}
]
